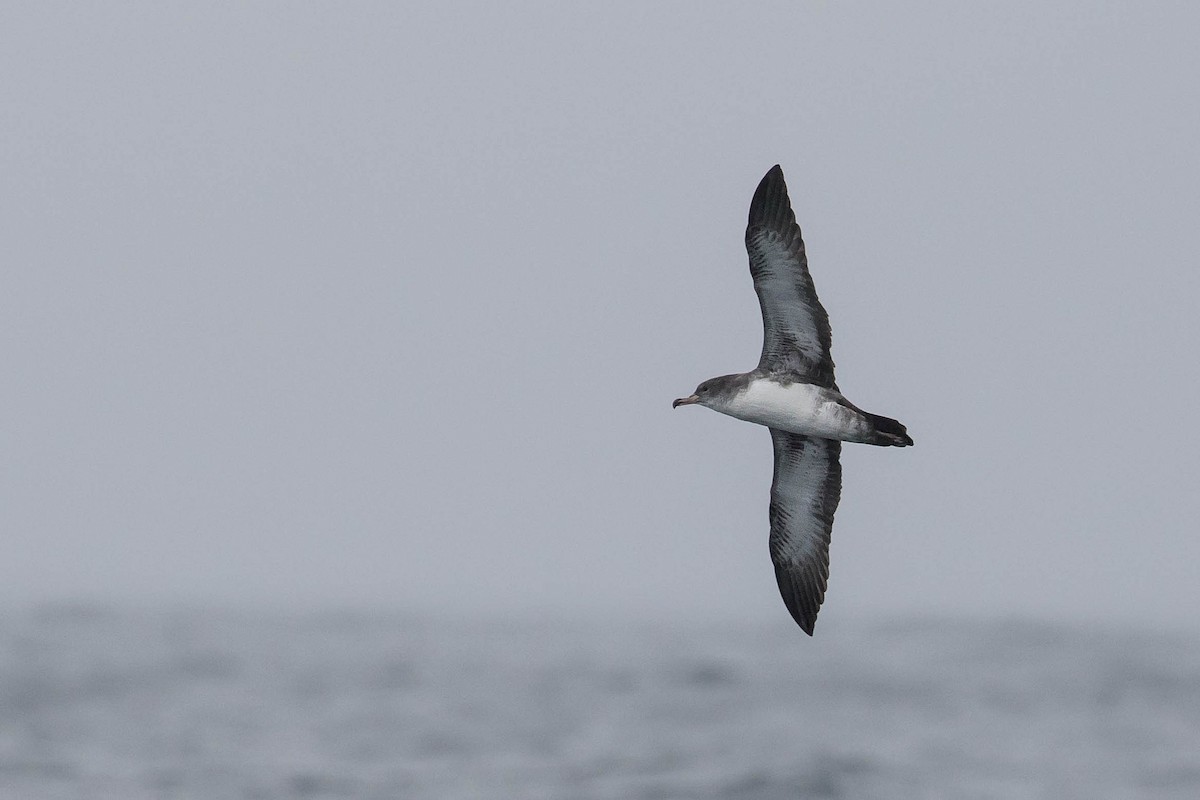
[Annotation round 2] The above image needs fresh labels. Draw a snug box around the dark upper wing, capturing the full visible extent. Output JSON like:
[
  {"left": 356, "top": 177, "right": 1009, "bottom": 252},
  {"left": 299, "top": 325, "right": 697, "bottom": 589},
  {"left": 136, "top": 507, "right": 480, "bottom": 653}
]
[
  {"left": 745, "top": 165, "right": 836, "bottom": 388},
  {"left": 768, "top": 429, "right": 842, "bottom": 635}
]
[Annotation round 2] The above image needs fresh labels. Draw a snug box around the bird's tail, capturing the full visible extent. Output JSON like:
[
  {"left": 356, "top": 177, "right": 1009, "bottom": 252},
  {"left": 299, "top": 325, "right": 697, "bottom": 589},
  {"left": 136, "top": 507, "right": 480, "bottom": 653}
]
[{"left": 864, "top": 413, "right": 913, "bottom": 447}]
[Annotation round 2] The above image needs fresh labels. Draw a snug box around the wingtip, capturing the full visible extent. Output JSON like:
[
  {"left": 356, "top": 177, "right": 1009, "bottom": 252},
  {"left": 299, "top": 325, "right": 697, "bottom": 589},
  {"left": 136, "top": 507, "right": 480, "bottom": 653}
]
[
  {"left": 748, "top": 164, "right": 794, "bottom": 232},
  {"left": 791, "top": 607, "right": 817, "bottom": 636},
  {"left": 775, "top": 563, "right": 822, "bottom": 636},
  {"left": 788, "top": 606, "right": 817, "bottom": 636},
  {"left": 754, "top": 164, "right": 786, "bottom": 193}
]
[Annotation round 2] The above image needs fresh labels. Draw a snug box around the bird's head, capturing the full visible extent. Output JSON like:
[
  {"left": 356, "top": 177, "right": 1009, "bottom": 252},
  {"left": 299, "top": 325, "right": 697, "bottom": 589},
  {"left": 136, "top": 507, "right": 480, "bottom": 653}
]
[{"left": 673, "top": 375, "right": 741, "bottom": 409}]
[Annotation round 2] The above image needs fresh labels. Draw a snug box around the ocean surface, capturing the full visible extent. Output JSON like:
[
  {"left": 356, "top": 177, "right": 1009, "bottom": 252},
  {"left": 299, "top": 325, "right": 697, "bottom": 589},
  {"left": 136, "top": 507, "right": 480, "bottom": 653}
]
[{"left": 1, "top": 606, "right": 1198, "bottom": 800}]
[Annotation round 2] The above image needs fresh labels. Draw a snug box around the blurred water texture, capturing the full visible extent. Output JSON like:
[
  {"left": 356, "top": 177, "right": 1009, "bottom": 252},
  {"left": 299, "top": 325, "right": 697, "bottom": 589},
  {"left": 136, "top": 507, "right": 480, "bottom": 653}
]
[{"left": 1, "top": 606, "right": 1197, "bottom": 800}]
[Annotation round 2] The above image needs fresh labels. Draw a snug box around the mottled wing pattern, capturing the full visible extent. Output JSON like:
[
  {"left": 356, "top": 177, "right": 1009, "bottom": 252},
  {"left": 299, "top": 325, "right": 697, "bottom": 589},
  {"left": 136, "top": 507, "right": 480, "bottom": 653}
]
[
  {"left": 745, "top": 165, "right": 836, "bottom": 388},
  {"left": 768, "top": 429, "right": 842, "bottom": 635}
]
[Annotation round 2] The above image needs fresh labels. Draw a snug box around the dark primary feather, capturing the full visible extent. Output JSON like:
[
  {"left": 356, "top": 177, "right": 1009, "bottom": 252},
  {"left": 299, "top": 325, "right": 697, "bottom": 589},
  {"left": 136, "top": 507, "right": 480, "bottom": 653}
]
[
  {"left": 745, "top": 165, "right": 836, "bottom": 388},
  {"left": 768, "top": 430, "right": 842, "bottom": 635}
]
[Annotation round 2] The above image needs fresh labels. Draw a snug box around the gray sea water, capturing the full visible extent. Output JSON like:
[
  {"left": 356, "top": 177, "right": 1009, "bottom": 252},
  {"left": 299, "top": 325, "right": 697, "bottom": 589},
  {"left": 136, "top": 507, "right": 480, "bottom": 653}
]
[{"left": 1, "top": 607, "right": 1198, "bottom": 800}]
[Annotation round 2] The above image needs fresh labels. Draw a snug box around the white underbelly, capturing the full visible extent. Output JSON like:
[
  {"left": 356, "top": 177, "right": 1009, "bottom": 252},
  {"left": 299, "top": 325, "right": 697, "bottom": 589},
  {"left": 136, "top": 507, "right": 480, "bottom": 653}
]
[{"left": 720, "top": 381, "right": 870, "bottom": 441}]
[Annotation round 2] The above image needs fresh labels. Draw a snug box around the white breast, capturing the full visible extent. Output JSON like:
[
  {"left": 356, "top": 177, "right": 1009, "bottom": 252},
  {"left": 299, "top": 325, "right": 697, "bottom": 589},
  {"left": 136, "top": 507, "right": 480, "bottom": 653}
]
[{"left": 717, "top": 380, "right": 869, "bottom": 441}]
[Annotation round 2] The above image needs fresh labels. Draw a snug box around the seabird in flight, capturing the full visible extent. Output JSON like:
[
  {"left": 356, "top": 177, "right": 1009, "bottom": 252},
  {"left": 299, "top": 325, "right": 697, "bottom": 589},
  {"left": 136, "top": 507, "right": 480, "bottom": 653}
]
[{"left": 674, "top": 165, "right": 912, "bottom": 635}]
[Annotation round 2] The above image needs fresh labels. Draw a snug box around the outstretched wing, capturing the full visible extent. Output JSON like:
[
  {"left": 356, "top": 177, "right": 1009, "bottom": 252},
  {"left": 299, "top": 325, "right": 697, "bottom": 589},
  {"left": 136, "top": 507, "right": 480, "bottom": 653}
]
[
  {"left": 768, "top": 429, "right": 842, "bottom": 635},
  {"left": 746, "top": 165, "right": 836, "bottom": 388}
]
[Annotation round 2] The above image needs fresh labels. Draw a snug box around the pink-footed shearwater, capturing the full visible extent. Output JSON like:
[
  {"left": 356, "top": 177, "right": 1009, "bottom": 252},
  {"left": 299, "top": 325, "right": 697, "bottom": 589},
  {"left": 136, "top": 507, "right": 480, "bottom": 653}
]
[{"left": 674, "top": 165, "right": 912, "bottom": 635}]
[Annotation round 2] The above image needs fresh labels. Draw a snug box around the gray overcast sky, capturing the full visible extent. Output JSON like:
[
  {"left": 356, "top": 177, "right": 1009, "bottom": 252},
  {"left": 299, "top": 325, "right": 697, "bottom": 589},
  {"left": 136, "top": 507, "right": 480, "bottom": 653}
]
[{"left": 3, "top": 3, "right": 1199, "bottom": 630}]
